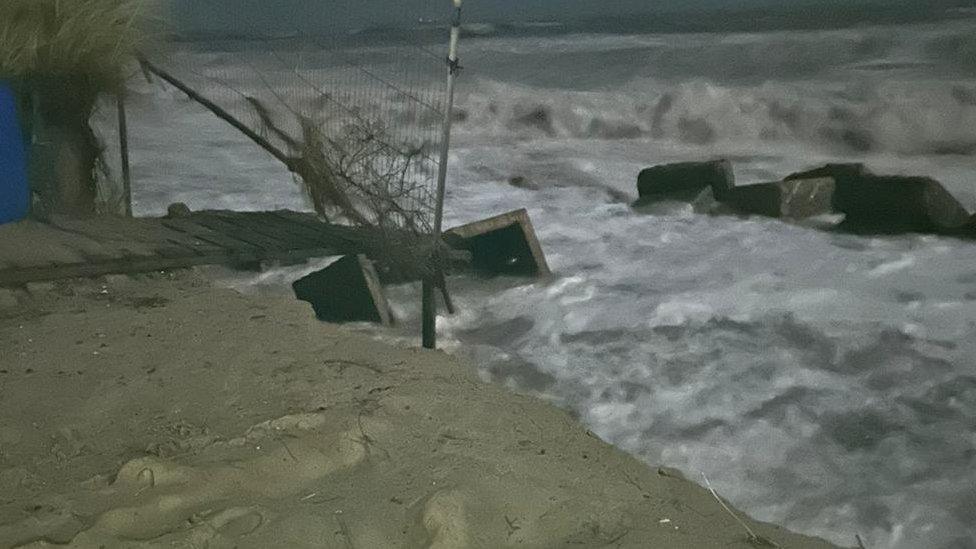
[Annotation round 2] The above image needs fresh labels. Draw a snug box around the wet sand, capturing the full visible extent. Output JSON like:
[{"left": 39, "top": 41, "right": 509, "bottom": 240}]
[{"left": 0, "top": 271, "right": 840, "bottom": 548}]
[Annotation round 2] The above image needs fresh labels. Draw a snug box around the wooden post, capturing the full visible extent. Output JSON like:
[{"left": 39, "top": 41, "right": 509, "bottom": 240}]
[
  {"left": 117, "top": 92, "right": 133, "bottom": 217},
  {"left": 422, "top": 277, "right": 436, "bottom": 349}
]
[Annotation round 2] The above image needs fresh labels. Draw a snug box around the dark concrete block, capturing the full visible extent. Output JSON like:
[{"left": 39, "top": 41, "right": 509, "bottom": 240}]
[
  {"left": 786, "top": 164, "right": 971, "bottom": 234},
  {"left": 785, "top": 163, "right": 869, "bottom": 184},
  {"left": 444, "top": 209, "right": 551, "bottom": 278},
  {"left": 724, "top": 177, "right": 836, "bottom": 219},
  {"left": 636, "top": 160, "right": 735, "bottom": 203},
  {"left": 292, "top": 254, "right": 392, "bottom": 325}
]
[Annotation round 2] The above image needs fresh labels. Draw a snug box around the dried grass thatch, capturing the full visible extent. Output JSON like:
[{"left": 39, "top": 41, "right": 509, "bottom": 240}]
[{"left": 0, "top": 0, "right": 155, "bottom": 87}]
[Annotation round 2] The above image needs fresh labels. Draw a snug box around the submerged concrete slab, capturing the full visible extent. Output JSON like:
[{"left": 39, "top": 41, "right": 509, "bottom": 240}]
[
  {"left": 786, "top": 164, "right": 972, "bottom": 234},
  {"left": 444, "top": 209, "right": 551, "bottom": 278},
  {"left": 725, "top": 177, "right": 836, "bottom": 219},
  {"left": 292, "top": 254, "right": 393, "bottom": 325}
]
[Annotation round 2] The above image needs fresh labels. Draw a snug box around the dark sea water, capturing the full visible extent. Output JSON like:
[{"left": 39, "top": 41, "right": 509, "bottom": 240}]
[{"left": 99, "top": 5, "right": 976, "bottom": 547}]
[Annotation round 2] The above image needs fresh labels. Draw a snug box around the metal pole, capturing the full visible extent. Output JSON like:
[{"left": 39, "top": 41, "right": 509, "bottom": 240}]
[
  {"left": 433, "top": 1, "right": 462, "bottom": 237},
  {"left": 117, "top": 91, "right": 133, "bottom": 217},
  {"left": 423, "top": 0, "right": 463, "bottom": 350}
]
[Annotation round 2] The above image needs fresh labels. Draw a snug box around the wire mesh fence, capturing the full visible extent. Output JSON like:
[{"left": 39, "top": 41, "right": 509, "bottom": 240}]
[{"left": 109, "top": 1, "right": 455, "bottom": 279}]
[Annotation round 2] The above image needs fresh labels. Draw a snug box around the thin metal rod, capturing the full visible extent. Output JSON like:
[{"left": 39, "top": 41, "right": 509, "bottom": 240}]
[
  {"left": 423, "top": 4, "right": 463, "bottom": 349},
  {"left": 137, "top": 56, "right": 293, "bottom": 167},
  {"left": 432, "top": 6, "right": 462, "bottom": 238},
  {"left": 117, "top": 92, "right": 133, "bottom": 217}
]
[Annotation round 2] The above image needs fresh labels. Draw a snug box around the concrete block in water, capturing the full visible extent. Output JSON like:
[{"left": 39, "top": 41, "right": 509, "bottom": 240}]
[
  {"left": 635, "top": 160, "right": 735, "bottom": 204},
  {"left": 786, "top": 164, "right": 971, "bottom": 234},
  {"left": 444, "top": 209, "right": 551, "bottom": 277},
  {"left": 292, "top": 254, "right": 392, "bottom": 325},
  {"left": 724, "top": 177, "right": 836, "bottom": 219}
]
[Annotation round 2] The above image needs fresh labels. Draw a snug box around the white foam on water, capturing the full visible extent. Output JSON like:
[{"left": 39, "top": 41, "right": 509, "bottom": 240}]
[
  {"left": 434, "top": 135, "right": 976, "bottom": 548},
  {"left": 99, "top": 17, "right": 976, "bottom": 549},
  {"left": 867, "top": 255, "right": 917, "bottom": 278}
]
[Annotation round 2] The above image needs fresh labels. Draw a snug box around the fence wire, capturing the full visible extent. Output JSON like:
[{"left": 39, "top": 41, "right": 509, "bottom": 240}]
[{"left": 140, "top": 1, "right": 449, "bottom": 257}]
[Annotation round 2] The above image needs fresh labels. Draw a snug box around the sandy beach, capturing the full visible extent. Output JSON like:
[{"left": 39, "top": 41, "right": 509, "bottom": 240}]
[{"left": 0, "top": 271, "right": 839, "bottom": 548}]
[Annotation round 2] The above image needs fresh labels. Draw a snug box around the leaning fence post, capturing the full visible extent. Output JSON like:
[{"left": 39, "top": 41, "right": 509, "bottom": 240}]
[
  {"left": 117, "top": 90, "right": 133, "bottom": 217},
  {"left": 422, "top": 0, "right": 463, "bottom": 350},
  {"left": 422, "top": 278, "right": 437, "bottom": 349}
]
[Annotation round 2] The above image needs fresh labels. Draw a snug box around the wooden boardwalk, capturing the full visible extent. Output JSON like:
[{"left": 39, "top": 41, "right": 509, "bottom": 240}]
[{"left": 0, "top": 210, "right": 391, "bottom": 286}]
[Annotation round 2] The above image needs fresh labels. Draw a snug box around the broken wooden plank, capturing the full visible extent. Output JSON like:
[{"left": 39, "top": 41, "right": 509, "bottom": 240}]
[
  {"left": 268, "top": 209, "right": 327, "bottom": 227},
  {"left": 0, "top": 220, "right": 121, "bottom": 269},
  {"left": 126, "top": 217, "right": 230, "bottom": 256},
  {"left": 0, "top": 249, "right": 242, "bottom": 286},
  {"left": 0, "top": 208, "right": 447, "bottom": 286},
  {"left": 48, "top": 215, "right": 212, "bottom": 258},
  {"left": 189, "top": 213, "right": 293, "bottom": 252},
  {"left": 250, "top": 212, "right": 339, "bottom": 248},
  {"left": 268, "top": 211, "right": 391, "bottom": 256},
  {"left": 161, "top": 217, "right": 264, "bottom": 255},
  {"left": 268, "top": 210, "right": 386, "bottom": 244},
  {"left": 0, "top": 243, "right": 345, "bottom": 286},
  {"left": 210, "top": 211, "right": 326, "bottom": 250},
  {"left": 262, "top": 247, "right": 341, "bottom": 265},
  {"left": 270, "top": 210, "right": 363, "bottom": 240}
]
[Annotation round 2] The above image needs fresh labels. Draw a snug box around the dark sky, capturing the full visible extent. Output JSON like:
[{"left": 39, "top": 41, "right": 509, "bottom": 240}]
[
  {"left": 166, "top": 0, "right": 683, "bottom": 31},
  {"left": 166, "top": 0, "right": 952, "bottom": 33}
]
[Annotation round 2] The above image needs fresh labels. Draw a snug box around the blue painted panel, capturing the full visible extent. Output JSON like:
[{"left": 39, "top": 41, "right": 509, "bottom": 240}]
[{"left": 0, "top": 82, "right": 29, "bottom": 224}]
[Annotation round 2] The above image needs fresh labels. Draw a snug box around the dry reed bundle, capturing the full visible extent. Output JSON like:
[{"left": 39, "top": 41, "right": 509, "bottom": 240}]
[
  {"left": 0, "top": 0, "right": 155, "bottom": 87},
  {"left": 0, "top": 0, "right": 156, "bottom": 215}
]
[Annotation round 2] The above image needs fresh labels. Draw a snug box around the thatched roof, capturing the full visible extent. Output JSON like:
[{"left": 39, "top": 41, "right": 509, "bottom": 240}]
[{"left": 0, "top": 0, "right": 154, "bottom": 85}]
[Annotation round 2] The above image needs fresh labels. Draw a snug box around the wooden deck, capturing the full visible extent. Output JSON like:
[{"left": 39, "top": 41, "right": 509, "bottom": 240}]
[{"left": 0, "top": 210, "right": 392, "bottom": 286}]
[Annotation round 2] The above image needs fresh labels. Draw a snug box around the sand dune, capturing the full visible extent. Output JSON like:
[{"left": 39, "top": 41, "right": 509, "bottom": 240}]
[{"left": 0, "top": 272, "right": 839, "bottom": 548}]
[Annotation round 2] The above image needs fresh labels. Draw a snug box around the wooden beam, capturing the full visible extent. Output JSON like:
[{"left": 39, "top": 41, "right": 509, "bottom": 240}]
[
  {"left": 0, "top": 211, "right": 379, "bottom": 286},
  {"left": 161, "top": 218, "right": 263, "bottom": 255},
  {"left": 211, "top": 211, "right": 325, "bottom": 250},
  {"left": 0, "top": 251, "right": 241, "bottom": 286}
]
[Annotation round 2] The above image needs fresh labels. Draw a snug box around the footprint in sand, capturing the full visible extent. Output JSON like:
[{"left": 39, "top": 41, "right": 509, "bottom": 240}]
[{"left": 63, "top": 416, "right": 367, "bottom": 545}]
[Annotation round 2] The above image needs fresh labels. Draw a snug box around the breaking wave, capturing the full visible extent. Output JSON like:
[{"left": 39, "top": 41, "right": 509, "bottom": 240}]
[
  {"left": 451, "top": 17, "right": 976, "bottom": 157},
  {"left": 108, "top": 12, "right": 976, "bottom": 549},
  {"left": 455, "top": 78, "right": 976, "bottom": 156}
]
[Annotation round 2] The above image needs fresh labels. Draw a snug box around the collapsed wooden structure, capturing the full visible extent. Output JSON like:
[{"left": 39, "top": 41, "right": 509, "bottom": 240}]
[
  {"left": 288, "top": 208, "right": 551, "bottom": 326},
  {"left": 0, "top": 210, "right": 392, "bottom": 286},
  {"left": 0, "top": 208, "right": 552, "bottom": 328}
]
